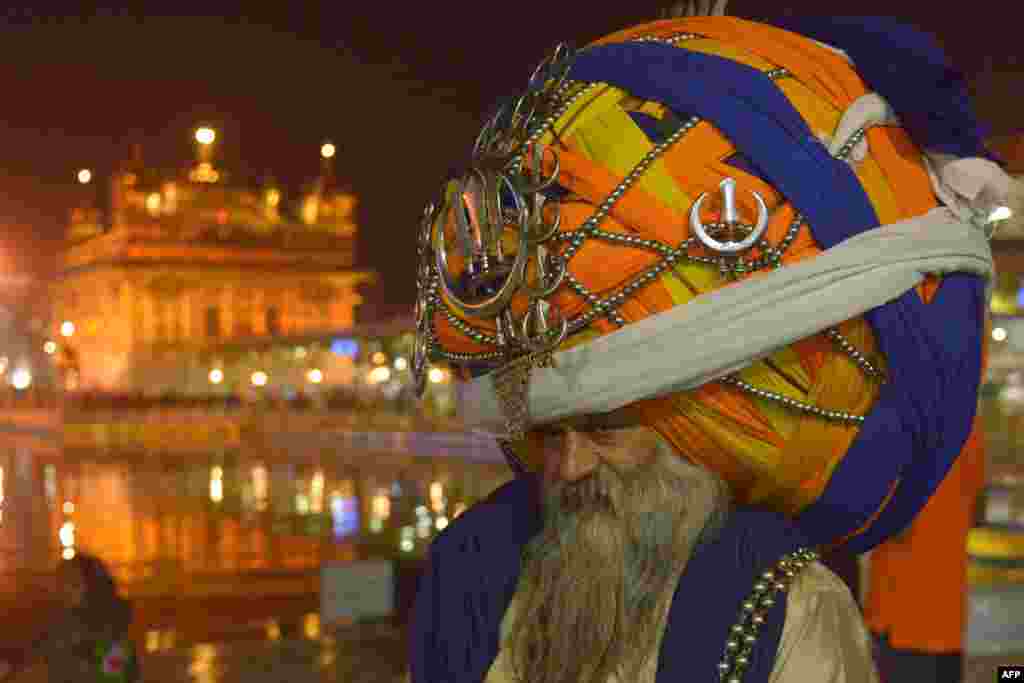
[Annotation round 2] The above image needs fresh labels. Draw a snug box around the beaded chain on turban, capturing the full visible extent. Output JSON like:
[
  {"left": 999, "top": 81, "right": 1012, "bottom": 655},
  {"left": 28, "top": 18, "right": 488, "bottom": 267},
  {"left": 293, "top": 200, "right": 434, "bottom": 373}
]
[{"left": 414, "top": 34, "right": 881, "bottom": 453}]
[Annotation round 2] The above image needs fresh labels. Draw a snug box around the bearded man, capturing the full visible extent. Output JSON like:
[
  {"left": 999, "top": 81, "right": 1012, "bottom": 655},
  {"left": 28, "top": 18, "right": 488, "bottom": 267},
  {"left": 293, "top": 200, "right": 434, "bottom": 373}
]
[
  {"left": 494, "top": 421, "right": 878, "bottom": 682},
  {"left": 410, "top": 6, "right": 1011, "bottom": 683}
]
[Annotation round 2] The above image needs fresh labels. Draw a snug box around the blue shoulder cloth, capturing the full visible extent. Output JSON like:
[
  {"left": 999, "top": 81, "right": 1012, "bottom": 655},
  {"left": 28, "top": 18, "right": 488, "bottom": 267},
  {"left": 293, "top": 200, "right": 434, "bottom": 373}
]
[
  {"left": 410, "top": 474, "right": 808, "bottom": 683},
  {"left": 410, "top": 476, "right": 541, "bottom": 683},
  {"left": 656, "top": 508, "right": 809, "bottom": 683}
]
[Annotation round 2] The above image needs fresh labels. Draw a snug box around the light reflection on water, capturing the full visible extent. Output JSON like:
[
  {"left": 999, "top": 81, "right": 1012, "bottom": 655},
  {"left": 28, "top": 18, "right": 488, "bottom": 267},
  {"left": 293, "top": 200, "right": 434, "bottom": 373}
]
[
  {"left": 0, "top": 452, "right": 508, "bottom": 587},
  {"left": 317, "top": 633, "right": 337, "bottom": 671},
  {"left": 188, "top": 644, "right": 219, "bottom": 683},
  {"left": 304, "top": 612, "right": 321, "bottom": 639},
  {"left": 0, "top": 449, "right": 504, "bottom": 682},
  {"left": 144, "top": 629, "right": 184, "bottom": 654},
  {"left": 138, "top": 613, "right": 407, "bottom": 683},
  {"left": 145, "top": 613, "right": 335, "bottom": 652},
  {"left": 265, "top": 620, "right": 281, "bottom": 641}
]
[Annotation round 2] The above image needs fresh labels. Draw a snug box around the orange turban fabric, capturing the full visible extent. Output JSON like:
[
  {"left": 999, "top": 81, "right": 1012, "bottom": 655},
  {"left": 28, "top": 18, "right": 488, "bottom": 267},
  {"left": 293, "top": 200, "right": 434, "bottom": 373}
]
[{"left": 422, "top": 17, "right": 993, "bottom": 549}]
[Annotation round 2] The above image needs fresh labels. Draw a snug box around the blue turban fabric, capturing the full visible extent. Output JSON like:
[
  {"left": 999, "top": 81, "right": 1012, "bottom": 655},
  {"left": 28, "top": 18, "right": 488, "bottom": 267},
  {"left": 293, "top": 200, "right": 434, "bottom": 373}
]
[{"left": 561, "top": 19, "right": 986, "bottom": 553}]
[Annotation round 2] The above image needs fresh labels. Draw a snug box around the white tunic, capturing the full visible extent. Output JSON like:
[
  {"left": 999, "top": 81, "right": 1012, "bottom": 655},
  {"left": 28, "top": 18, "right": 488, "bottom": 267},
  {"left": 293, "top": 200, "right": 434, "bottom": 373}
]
[{"left": 484, "top": 561, "right": 879, "bottom": 683}]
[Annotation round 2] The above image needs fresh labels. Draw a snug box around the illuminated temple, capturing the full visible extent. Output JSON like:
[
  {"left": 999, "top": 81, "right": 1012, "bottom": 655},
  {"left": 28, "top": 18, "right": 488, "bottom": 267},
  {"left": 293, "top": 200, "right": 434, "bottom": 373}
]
[
  {"left": 59, "top": 133, "right": 371, "bottom": 393},
  {"left": 0, "top": 131, "right": 508, "bottom": 609}
]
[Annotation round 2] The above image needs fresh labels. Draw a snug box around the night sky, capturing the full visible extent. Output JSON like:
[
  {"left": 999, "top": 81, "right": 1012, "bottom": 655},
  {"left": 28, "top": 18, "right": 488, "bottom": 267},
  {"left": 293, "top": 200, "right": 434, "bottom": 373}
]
[{"left": 0, "top": 3, "right": 1021, "bottom": 321}]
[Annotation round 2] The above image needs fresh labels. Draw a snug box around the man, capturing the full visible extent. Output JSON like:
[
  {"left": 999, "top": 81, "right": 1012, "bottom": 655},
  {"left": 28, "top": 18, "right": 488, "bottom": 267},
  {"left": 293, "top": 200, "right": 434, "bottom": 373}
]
[
  {"left": 410, "top": 6, "right": 1010, "bottom": 682},
  {"left": 485, "top": 419, "right": 877, "bottom": 682}
]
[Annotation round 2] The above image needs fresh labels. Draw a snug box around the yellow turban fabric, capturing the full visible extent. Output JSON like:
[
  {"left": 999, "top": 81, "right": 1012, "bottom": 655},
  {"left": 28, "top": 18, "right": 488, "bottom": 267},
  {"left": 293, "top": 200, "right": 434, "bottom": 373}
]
[{"left": 426, "top": 17, "right": 991, "bottom": 547}]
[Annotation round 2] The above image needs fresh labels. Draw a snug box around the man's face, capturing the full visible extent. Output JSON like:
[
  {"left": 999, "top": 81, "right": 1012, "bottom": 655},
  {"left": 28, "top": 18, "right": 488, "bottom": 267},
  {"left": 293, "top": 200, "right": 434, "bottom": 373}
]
[
  {"left": 504, "top": 419, "right": 729, "bottom": 683},
  {"left": 535, "top": 412, "right": 663, "bottom": 487}
]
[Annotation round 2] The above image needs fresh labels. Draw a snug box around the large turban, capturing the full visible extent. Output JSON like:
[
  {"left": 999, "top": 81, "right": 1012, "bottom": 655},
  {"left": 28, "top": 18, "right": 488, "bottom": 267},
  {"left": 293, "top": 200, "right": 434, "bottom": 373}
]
[{"left": 419, "top": 17, "right": 1006, "bottom": 551}]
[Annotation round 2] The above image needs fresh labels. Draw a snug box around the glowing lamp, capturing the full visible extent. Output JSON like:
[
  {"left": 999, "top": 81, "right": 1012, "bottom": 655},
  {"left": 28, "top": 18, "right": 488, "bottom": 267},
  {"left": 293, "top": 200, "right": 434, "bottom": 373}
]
[
  {"left": 59, "top": 521, "right": 75, "bottom": 548},
  {"left": 11, "top": 368, "right": 32, "bottom": 390},
  {"left": 368, "top": 366, "right": 391, "bottom": 384},
  {"left": 195, "top": 127, "right": 216, "bottom": 145}
]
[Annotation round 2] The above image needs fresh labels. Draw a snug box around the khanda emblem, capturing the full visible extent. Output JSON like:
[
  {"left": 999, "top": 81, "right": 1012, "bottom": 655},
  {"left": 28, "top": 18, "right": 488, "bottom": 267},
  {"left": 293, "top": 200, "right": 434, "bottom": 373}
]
[{"left": 690, "top": 177, "right": 770, "bottom": 276}]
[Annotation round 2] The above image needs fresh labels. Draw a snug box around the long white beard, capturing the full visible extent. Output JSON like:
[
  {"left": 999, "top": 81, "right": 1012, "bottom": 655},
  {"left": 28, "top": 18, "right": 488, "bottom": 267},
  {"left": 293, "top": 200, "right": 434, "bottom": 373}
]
[{"left": 505, "top": 453, "right": 731, "bottom": 683}]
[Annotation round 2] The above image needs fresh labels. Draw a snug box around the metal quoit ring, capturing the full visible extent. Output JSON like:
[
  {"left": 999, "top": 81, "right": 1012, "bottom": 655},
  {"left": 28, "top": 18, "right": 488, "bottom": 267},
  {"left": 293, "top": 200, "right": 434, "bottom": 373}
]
[
  {"left": 434, "top": 172, "right": 530, "bottom": 318},
  {"left": 520, "top": 300, "right": 569, "bottom": 355},
  {"left": 690, "top": 178, "right": 770, "bottom": 254}
]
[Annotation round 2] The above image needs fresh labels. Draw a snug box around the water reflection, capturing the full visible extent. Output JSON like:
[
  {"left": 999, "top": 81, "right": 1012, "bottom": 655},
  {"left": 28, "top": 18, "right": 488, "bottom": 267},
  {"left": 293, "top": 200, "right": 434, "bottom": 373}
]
[
  {"left": 143, "top": 612, "right": 330, "bottom": 656},
  {"left": 318, "top": 640, "right": 337, "bottom": 671},
  {"left": 135, "top": 611, "right": 410, "bottom": 682},
  {"left": 0, "top": 441, "right": 505, "bottom": 683},
  {"left": 188, "top": 644, "right": 219, "bottom": 683},
  {"left": 0, "top": 449, "right": 510, "bottom": 589},
  {"left": 304, "top": 613, "right": 321, "bottom": 640},
  {"left": 265, "top": 620, "right": 281, "bottom": 641}
]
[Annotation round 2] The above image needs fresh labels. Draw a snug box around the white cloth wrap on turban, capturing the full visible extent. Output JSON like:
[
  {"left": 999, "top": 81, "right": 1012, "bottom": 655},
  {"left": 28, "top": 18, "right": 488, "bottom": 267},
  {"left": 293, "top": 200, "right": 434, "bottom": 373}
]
[
  {"left": 457, "top": 206, "right": 994, "bottom": 437},
  {"left": 455, "top": 91, "right": 1011, "bottom": 439}
]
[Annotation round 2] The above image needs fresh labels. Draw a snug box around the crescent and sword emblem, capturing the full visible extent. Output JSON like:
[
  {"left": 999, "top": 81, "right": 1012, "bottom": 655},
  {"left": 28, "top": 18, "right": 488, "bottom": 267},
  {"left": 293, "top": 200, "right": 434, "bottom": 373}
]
[{"left": 689, "top": 177, "right": 770, "bottom": 254}]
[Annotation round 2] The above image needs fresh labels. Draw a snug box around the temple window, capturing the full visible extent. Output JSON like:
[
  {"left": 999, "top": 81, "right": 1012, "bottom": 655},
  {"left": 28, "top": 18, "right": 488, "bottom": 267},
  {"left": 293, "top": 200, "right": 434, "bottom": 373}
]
[
  {"left": 265, "top": 307, "right": 281, "bottom": 336},
  {"left": 205, "top": 307, "right": 221, "bottom": 338}
]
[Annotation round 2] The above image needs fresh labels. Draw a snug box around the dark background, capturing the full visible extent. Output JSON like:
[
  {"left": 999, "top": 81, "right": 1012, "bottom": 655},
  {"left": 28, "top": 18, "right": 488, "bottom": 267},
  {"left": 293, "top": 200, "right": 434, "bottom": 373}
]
[{"left": 0, "top": 2, "right": 1020, "bottom": 320}]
